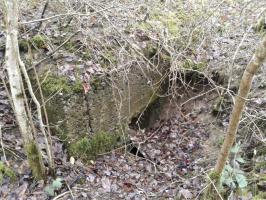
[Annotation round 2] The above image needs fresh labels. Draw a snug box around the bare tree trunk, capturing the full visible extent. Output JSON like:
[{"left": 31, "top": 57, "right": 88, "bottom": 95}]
[
  {"left": 4, "top": 0, "right": 45, "bottom": 179},
  {"left": 214, "top": 35, "right": 266, "bottom": 175}
]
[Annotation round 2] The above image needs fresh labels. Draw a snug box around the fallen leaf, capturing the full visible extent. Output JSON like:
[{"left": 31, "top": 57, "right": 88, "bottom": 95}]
[
  {"left": 70, "top": 156, "right": 75, "bottom": 165},
  {"left": 123, "top": 182, "right": 134, "bottom": 192},
  {"left": 178, "top": 188, "right": 193, "bottom": 199},
  {"left": 101, "top": 177, "right": 111, "bottom": 192},
  {"left": 82, "top": 83, "right": 90, "bottom": 94}
]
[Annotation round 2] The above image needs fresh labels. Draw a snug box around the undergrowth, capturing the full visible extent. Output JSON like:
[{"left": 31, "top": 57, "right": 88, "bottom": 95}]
[{"left": 0, "top": 161, "right": 16, "bottom": 183}]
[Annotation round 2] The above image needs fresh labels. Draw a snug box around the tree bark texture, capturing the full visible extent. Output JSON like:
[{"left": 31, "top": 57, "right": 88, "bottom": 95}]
[
  {"left": 4, "top": 0, "right": 45, "bottom": 179},
  {"left": 214, "top": 36, "right": 266, "bottom": 175}
]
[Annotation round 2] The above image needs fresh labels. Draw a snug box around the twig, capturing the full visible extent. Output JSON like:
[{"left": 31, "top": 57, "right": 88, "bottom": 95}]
[
  {"left": 20, "top": 71, "right": 39, "bottom": 143},
  {"left": 0, "top": 74, "right": 15, "bottom": 111},
  {"left": 205, "top": 172, "right": 224, "bottom": 200},
  {"left": 52, "top": 191, "right": 70, "bottom": 200},
  {"left": 27, "top": 30, "right": 80, "bottom": 71},
  {"left": 44, "top": 88, "right": 63, "bottom": 105},
  {"left": 21, "top": 5, "right": 115, "bottom": 24},
  {"left": 0, "top": 125, "right": 7, "bottom": 165},
  {"left": 27, "top": 33, "right": 55, "bottom": 174},
  {"left": 66, "top": 183, "right": 74, "bottom": 200},
  {"left": 19, "top": 56, "right": 54, "bottom": 170},
  {"left": 195, "top": 183, "right": 211, "bottom": 199},
  {"left": 181, "top": 87, "right": 217, "bottom": 107},
  {"left": 227, "top": 8, "right": 266, "bottom": 91},
  {"left": 2, "top": 146, "right": 25, "bottom": 160},
  {"left": 36, "top": 0, "right": 50, "bottom": 32}
]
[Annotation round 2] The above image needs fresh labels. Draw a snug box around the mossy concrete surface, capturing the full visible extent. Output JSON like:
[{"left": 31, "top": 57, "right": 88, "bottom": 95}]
[
  {"left": 40, "top": 60, "right": 168, "bottom": 161},
  {"left": 69, "top": 132, "right": 121, "bottom": 161}
]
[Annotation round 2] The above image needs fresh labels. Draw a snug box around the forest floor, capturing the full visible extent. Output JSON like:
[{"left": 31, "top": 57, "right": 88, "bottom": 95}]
[
  {"left": 0, "top": 0, "right": 266, "bottom": 199},
  {"left": 0, "top": 86, "right": 220, "bottom": 199}
]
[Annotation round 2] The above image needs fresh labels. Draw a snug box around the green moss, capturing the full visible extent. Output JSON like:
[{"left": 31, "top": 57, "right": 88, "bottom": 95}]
[
  {"left": 153, "top": 11, "right": 180, "bottom": 35},
  {"left": 25, "top": 142, "right": 45, "bottom": 180},
  {"left": 64, "top": 41, "right": 76, "bottom": 53},
  {"left": 69, "top": 132, "right": 121, "bottom": 161},
  {"left": 101, "top": 51, "right": 118, "bottom": 67},
  {"left": 41, "top": 75, "right": 83, "bottom": 96},
  {"left": 72, "top": 79, "right": 83, "bottom": 93},
  {"left": 90, "top": 76, "right": 105, "bottom": 91},
  {"left": 182, "top": 59, "right": 207, "bottom": 71},
  {"left": 212, "top": 96, "right": 229, "bottom": 115},
  {"left": 18, "top": 39, "right": 29, "bottom": 52},
  {"left": 143, "top": 42, "right": 157, "bottom": 59},
  {"left": 41, "top": 74, "right": 86, "bottom": 149},
  {"left": 255, "top": 161, "right": 266, "bottom": 170},
  {"left": 136, "top": 9, "right": 182, "bottom": 37},
  {"left": 257, "top": 146, "right": 266, "bottom": 156},
  {"left": 134, "top": 4, "right": 205, "bottom": 37},
  {"left": 235, "top": 188, "right": 250, "bottom": 197},
  {"left": 202, "top": 171, "right": 226, "bottom": 200},
  {"left": 0, "top": 161, "right": 16, "bottom": 183},
  {"left": 45, "top": 98, "right": 67, "bottom": 139},
  {"left": 216, "top": 137, "right": 224, "bottom": 147},
  {"left": 254, "top": 16, "right": 266, "bottom": 33},
  {"left": 160, "top": 52, "right": 171, "bottom": 64},
  {"left": 31, "top": 34, "right": 46, "bottom": 49},
  {"left": 209, "top": 171, "right": 220, "bottom": 182},
  {"left": 76, "top": 177, "right": 86, "bottom": 185},
  {"left": 82, "top": 50, "right": 93, "bottom": 60},
  {"left": 0, "top": 37, "right": 5, "bottom": 50},
  {"left": 137, "top": 22, "right": 152, "bottom": 31},
  {"left": 202, "top": 184, "right": 223, "bottom": 200},
  {"left": 254, "top": 192, "right": 266, "bottom": 200},
  {"left": 42, "top": 76, "right": 84, "bottom": 141}
]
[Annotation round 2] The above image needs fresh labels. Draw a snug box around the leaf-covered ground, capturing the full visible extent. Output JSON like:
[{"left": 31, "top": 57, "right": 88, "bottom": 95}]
[{"left": 0, "top": 90, "right": 216, "bottom": 199}]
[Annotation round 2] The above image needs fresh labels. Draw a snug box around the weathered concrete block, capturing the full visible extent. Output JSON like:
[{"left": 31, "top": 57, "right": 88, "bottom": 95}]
[{"left": 41, "top": 63, "right": 166, "bottom": 161}]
